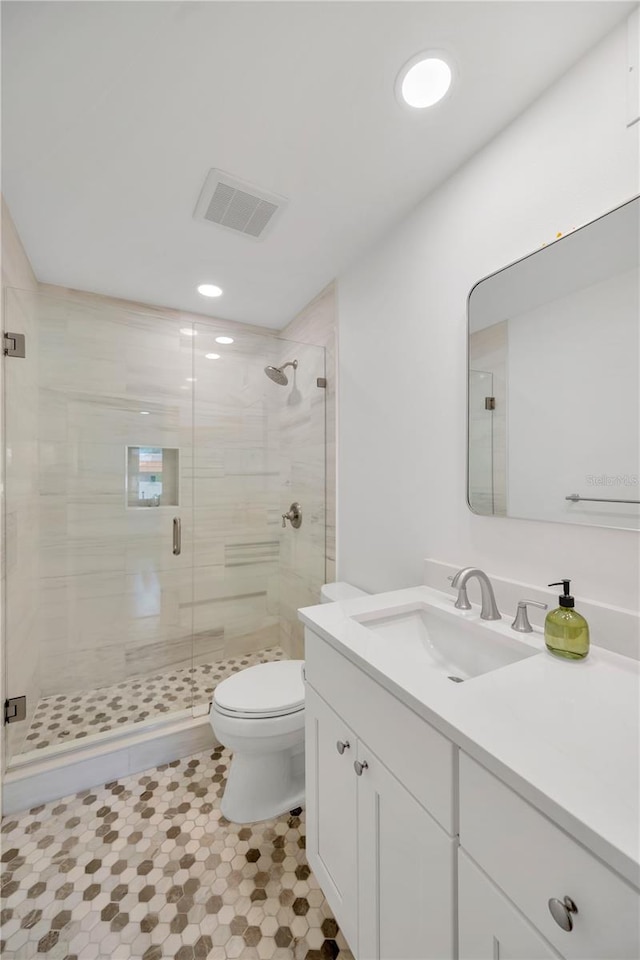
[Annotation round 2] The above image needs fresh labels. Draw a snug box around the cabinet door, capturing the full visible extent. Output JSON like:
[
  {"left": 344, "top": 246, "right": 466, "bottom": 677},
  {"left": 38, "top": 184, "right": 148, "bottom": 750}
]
[
  {"left": 459, "top": 851, "right": 562, "bottom": 960},
  {"left": 305, "top": 685, "right": 358, "bottom": 952},
  {"left": 357, "top": 741, "right": 456, "bottom": 960}
]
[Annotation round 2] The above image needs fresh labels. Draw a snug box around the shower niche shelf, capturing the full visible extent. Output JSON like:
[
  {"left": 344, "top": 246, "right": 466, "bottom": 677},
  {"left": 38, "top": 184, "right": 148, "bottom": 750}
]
[{"left": 126, "top": 446, "right": 179, "bottom": 508}]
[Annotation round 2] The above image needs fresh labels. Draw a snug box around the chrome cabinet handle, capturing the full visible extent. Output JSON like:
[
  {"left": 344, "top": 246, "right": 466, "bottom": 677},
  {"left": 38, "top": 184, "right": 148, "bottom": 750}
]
[
  {"left": 548, "top": 896, "right": 578, "bottom": 932},
  {"left": 336, "top": 740, "right": 350, "bottom": 755},
  {"left": 354, "top": 760, "right": 368, "bottom": 776},
  {"left": 172, "top": 517, "right": 181, "bottom": 556}
]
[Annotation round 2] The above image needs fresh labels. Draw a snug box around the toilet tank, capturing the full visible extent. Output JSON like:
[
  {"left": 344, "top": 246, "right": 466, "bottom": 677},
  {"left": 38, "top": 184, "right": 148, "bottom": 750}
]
[{"left": 320, "top": 581, "right": 369, "bottom": 604}]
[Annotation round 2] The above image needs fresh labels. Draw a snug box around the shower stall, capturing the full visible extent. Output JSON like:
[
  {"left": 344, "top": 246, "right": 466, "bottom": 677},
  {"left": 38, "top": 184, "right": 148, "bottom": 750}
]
[{"left": 2, "top": 286, "right": 325, "bottom": 801}]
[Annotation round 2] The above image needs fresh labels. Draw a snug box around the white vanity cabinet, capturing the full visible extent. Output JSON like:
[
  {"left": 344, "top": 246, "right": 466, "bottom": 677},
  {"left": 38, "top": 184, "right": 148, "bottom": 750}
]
[
  {"left": 458, "top": 754, "right": 640, "bottom": 960},
  {"left": 356, "top": 734, "right": 455, "bottom": 960},
  {"left": 303, "top": 625, "right": 640, "bottom": 960},
  {"left": 305, "top": 686, "right": 359, "bottom": 949},
  {"left": 304, "top": 631, "right": 457, "bottom": 960}
]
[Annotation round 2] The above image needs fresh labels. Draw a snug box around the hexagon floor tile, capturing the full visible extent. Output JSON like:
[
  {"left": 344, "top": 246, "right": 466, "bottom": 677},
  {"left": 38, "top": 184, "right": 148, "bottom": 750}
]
[
  {"left": 0, "top": 746, "right": 354, "bottom": 959},
  {"left": 19, "top": 647, "right": 284, "bottom": 754}
]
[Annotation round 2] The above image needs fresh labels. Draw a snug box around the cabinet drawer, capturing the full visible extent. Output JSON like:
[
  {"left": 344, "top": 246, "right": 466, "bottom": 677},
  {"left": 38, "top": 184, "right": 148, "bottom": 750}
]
[
  {"left": 305, "top": 628, "right": 455, "bottom": 833},
  {"left": 459, "top": 753, "right": 640, "bottom": 960},
  {"left": 459, "top": 850, "right": 561, "bottom": 959}
]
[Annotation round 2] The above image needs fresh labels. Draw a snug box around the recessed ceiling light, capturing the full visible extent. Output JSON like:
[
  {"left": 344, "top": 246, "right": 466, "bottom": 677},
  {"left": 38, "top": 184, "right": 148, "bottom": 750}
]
[
  {"left": 397, "top": 53, "right": 452, "bottom": 108},
  {"left": 197, "top": 283, "right": 223, "bottom": 298},
  {"left": 215, "top": 336, "right": 234, "bottom": 344},
  {"left": 140, "top": 411, "right": 150, "bottom": 415},
  {"left": 180, "top": 328, "right": 197, "bottom": 336},
  {"left": 205, "top": 353, "right": 221, "bottom": 360}
]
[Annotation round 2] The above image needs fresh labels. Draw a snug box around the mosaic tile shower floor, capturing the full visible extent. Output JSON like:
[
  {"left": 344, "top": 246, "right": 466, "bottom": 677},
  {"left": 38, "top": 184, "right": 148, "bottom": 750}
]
[
  {"left": 0, "top": 745, "right": 354, "bottom": 960},
  {"left": 21, "top": 648, "right": 285, "bottom": 754}
]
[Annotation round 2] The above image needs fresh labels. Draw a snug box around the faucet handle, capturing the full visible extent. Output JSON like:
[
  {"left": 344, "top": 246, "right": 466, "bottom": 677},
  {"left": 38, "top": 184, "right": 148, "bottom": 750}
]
[
  {"left": 448, "top": 574, "right": 472, "bottom": 610},
  {"left": 512, "top": 599, "right": 548, "bottom": 633}
]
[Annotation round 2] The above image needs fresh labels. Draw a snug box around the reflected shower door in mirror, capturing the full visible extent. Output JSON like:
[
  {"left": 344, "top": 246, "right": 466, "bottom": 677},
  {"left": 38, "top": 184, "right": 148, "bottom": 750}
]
[{"left": 467, "top": 195, "right": 639, "bottom": 530}]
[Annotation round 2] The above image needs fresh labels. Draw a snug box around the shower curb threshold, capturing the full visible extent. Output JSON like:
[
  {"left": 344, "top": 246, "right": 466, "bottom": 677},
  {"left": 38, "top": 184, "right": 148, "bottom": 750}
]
[{"left": 2, "top": 710, "right": 216, "bottom": 816}]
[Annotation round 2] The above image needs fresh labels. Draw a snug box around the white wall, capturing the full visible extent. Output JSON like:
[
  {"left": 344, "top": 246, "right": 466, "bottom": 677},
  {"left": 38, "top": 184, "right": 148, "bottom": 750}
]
[{"left": 337, "top": 21, "right": 639, "bottom": 612}]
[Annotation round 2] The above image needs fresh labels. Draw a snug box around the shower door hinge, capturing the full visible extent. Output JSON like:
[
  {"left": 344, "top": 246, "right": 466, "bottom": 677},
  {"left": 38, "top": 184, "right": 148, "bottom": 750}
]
[
  {"left": 4, "top": 696, "right": 27, "bottom": 724},
  {"left": 4, "top": 332, "right": 26, "bottom": 358},
  {"left": 316, "top": 377, "right": 327, "bottom": 388},
  {"left": 485, "top": 396, "right": 495, "bottom": 410}
]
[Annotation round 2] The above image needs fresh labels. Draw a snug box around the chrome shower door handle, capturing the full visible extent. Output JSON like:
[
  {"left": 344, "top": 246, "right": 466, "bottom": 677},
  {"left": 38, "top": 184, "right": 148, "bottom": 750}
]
[{"left": 172, "top": 517, "right": 181, "bottom": 556}]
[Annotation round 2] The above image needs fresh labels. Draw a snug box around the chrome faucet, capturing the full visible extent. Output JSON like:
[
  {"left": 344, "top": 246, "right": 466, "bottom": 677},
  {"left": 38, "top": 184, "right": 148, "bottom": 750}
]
[{"left": 450, "top": 567, "right": 501, "bottom": 621}]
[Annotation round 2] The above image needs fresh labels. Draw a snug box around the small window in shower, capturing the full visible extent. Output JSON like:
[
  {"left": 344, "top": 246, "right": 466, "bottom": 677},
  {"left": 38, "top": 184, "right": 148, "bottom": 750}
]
[{"left": 126, "top": 447, "right": 179, "bottom": 507}]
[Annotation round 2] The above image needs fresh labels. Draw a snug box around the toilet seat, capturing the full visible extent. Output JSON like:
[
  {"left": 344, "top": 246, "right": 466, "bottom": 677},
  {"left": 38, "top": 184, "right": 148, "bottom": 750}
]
[{"left": 213, "top": 660, "right": 305, "bottom": 720}]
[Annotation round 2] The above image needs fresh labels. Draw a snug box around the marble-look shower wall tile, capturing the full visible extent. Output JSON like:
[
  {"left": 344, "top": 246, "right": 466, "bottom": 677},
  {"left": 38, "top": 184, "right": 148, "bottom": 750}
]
[
  {"left": 273, "top": 329, "right": 328, "bottom": 657},
  {"left": 280, "top": 282, "right": 336, "bottom": 572},
  {"left": 124, "top": 633, "right": 208, "bottom": 679},
  {"left": 40, "top": 647, "right": 128, "bottom": 699},
  {"left": 2, "top": 199, "right": 41, "bottom": 762},
  {"left": 276, "top": 285, "right": 336, "bottom": 656}
]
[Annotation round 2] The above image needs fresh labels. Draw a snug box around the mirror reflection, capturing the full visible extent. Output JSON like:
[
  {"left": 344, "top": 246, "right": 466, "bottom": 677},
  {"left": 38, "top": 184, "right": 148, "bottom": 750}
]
[{"left": 468, "top": 196, "right": 639, "bottom": 530}]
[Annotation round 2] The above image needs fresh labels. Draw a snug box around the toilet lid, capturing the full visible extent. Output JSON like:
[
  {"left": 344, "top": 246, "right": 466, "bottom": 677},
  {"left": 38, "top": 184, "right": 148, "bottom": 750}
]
[{"left": 213, "top": 660, "right": 305, "bottom": 718}]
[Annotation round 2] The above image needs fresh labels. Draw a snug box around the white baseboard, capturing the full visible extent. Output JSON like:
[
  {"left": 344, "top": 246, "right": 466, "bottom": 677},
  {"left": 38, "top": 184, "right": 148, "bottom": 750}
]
[
  {"left": 424, "top": 558, "right": 640, "bottom": 661},
  {"left": 2, "top": 711, "right": 216, "bottom": 816}
]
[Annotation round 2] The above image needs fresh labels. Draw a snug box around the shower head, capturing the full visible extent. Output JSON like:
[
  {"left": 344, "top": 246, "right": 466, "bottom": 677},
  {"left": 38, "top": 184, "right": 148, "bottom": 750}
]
[
  {"left": 264, "top": 365, "right": 288, "bottom": 386},
  {"left": 264, "top": 359, "right": 298, "bottom": 386}
]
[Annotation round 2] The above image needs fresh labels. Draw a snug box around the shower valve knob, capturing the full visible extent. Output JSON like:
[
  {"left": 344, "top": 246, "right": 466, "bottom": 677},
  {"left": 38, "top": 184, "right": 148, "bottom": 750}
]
[{"left": 281, "top": 502, "right": 302, "bottom": 529}]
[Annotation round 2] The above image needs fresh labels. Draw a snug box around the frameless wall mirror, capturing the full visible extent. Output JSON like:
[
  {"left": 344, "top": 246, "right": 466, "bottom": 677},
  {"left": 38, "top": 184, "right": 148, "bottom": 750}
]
[{"left": 467, "top": 196, "right": 639, "bottom": 531}]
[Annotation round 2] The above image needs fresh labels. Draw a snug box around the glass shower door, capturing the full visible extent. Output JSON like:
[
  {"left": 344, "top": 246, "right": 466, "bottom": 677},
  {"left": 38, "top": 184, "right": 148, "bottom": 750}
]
[
  {"left": 2, "top": 288, "right": 328, "bottom": 764},
  {"left": 189, "top": 323, "right": 326, "bottom": 715},
  {"left": 3, "top": 288, "right": 195, "bottom": 763}
]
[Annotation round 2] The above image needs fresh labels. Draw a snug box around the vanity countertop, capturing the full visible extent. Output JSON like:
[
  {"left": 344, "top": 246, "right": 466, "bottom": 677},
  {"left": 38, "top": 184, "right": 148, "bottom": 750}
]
[{"left": 299, "top": 585, "right": 640, "bottom": 889}]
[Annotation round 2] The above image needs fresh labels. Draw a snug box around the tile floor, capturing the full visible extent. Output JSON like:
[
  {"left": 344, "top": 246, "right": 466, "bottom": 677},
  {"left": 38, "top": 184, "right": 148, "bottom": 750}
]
[
  {"left": 20, "top": 648, "right": 285, "bottom": 754},
  {"left": 0, "top": 745, "right": 353, "bottom": 960}
]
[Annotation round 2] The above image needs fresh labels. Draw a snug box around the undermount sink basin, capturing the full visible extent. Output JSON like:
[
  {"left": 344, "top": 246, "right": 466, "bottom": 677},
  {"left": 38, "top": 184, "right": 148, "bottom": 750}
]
[{"left": 351, "top": 602, "right": 539, "bottom": 681}]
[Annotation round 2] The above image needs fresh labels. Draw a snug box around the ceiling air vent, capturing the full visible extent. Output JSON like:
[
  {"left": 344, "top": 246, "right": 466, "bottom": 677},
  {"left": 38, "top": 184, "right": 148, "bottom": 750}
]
[{"left": 194, "top": 169, "right": 288, "bottom": 240}]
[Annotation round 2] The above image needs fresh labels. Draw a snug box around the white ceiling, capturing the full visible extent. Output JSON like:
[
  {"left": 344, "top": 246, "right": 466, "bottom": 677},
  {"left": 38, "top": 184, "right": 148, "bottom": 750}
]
[{"left": 1, "top": 1, "right": 633, "bottom": 328}]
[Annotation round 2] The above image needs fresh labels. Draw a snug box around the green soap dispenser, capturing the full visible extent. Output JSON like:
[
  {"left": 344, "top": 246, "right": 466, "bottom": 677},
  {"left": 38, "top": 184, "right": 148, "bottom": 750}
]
[{"left": 545, "top": 580, "right": 590, "bottom": 660}]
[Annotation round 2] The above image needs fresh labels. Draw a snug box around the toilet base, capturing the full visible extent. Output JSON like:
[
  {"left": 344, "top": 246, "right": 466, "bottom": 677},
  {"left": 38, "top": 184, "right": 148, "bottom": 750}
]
[{"left": 220, "top": 744, "right": 305, "bottom": 824}]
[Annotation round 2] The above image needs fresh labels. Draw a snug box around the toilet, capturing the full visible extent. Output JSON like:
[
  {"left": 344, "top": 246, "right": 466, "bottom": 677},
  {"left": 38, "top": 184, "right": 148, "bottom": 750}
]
[
  {"left": 211, "top": 582, "right": 368, "bottom": 823},
  {"left": 210, "top": 659, "right": 306, "bottom": 823},
  {"left": 319, "top": 581, "right": 368, "bottom": 604}
]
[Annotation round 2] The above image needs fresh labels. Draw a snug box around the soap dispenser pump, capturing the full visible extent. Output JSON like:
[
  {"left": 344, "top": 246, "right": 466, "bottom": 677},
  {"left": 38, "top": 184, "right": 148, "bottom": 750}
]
[{"left": 544, "top": 580, "right": 590, "bottom": 660}]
